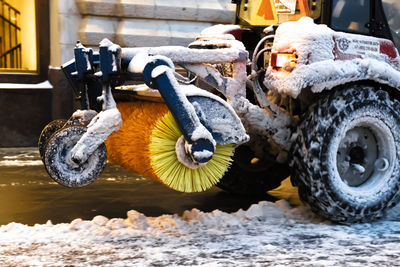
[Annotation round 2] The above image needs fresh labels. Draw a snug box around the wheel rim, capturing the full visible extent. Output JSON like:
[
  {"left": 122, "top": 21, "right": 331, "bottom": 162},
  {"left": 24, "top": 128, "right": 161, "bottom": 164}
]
[{"left": 335, "top": 116, "right": 395, "bottom": 189}]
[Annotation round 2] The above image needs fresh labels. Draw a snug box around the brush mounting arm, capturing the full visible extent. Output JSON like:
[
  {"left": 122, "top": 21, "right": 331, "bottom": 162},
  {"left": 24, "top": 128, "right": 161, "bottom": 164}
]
[{"left": 141, "top": 56, "right": 216, "bottom": 164}]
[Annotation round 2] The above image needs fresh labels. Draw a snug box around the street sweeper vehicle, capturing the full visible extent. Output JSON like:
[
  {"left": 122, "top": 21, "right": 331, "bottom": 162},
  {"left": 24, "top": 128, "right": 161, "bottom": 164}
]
[{"left": 39, "top": 0, "right": 400, "bottom": 223}]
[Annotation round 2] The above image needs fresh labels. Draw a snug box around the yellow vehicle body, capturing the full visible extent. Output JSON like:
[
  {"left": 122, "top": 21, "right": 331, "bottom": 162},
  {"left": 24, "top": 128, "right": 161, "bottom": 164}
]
[{"left": 236, "top": 0, "right": 312, "bottom": 27}]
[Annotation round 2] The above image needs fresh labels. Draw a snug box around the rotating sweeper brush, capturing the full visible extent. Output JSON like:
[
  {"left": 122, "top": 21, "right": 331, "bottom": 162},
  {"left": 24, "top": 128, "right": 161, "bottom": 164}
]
[
  {"left": 40, "top": 39, "right": 249, "bottom": 192},
  {"left": 106, "top": 102, "right": 235, "bottom": 192}
]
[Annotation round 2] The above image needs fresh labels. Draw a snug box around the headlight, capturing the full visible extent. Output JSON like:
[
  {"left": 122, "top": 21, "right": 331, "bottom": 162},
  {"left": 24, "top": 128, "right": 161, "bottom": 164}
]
[{"left": 270, "top": 52, "right": 297, "bottom": 71}]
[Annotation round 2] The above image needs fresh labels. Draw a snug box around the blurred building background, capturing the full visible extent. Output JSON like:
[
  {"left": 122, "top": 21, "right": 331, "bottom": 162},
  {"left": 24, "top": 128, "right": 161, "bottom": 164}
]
[{"left": 0, "top": 0, "right": 235, "bottom": 147}]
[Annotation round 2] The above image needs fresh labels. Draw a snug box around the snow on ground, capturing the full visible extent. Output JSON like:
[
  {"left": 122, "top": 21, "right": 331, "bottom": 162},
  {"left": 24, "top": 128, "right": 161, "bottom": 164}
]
[
  {"left": 0, "top": 80, "right": 53, "bottom": 89},
  {"left": 1, "top": 193, "right": 400, "bottom": 266},
  {"left": 0, "top": 148, "right": 400, "bottom": 266},
  {"left": 0, "top": 148, "right": 42, "bottom": 167}
]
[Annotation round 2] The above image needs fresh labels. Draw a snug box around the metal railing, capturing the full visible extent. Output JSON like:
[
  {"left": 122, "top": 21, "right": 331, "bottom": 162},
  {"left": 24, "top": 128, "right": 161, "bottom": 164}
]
[{"left": 0, "top": 0, "right": 21, "bottom": 69}]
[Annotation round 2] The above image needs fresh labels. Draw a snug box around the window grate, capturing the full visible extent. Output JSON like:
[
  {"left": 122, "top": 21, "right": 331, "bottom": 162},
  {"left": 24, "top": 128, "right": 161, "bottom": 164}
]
[{"left": 0, "top": 0, "right": 21, "bottom": 70}]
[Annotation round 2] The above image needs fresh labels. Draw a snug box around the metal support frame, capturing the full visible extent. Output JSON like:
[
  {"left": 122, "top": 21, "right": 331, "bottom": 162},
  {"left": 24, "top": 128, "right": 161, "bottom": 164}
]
[{"left": 68, "top": 40, "right": 122, "bottom": 166}]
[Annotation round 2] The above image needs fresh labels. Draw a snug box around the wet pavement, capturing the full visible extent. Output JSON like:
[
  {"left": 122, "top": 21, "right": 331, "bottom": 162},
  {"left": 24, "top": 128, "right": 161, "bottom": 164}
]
[{"left": 0, "top": 148, "right": 271, "bottom": 226}]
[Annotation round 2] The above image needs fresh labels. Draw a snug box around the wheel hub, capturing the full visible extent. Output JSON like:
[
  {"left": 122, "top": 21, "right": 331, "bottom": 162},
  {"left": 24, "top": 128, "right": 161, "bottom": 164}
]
[
  {"left": 337, "top": 125, "right": 392, "bottom": 187},
  {"left": 175, "top": 136, "right": 205, "bottom": 169}
]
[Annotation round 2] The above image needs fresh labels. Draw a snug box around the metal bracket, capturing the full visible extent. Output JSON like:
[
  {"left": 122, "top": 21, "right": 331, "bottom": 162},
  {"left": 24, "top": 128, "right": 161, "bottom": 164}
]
[{"left": 69, "top": 40, "right": 123, "bottom": 165}]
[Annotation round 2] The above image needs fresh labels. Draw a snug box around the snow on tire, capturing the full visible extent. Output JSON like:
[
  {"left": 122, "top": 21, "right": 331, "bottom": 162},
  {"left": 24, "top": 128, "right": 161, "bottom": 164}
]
[
  {"left": 38, "top": 119, "right": 67, "bottom": 161},
  {"left": 290, "top": 84, "right": 400, "bottom": 223}
]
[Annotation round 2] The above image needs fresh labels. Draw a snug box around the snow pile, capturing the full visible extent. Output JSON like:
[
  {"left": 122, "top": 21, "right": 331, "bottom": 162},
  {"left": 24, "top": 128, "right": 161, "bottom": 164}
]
[
  {"left": 188, "top": 24, "right": 247, "bottom": 51},
  {"left": 0, "top": 200, "right": 320, "bottom": 251},
  {"left": 265, "top": 17, "right": 400, "bottom": 98},
  {"left": 122, "top": 44, "right": 247, "bottom": 65},
  {"left": 198, "top": 24, "right": 241, "bottom": 37},
  {"left": 1, "top": 199, "right": 400, "bottom": 266},
  {"left": 270, "top": 17, "right": 335, "bottom": 66}
]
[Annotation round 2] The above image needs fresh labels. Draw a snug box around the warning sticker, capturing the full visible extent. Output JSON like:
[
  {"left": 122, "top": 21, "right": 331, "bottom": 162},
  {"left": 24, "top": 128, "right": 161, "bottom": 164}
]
[
  {"left": 274, "top": 0, "right": 297, "bottom": 14},
  {"left": 335, "top": 37, "right": 380, "bottom": 55}
]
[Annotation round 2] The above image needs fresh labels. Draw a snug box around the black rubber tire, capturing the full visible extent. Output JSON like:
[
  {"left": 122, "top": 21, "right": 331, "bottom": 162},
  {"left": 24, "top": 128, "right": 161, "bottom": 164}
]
[
  {"left": 44, "top": 125, "right": 107, "bottom": 188},
  {"left": 290, "top": 84, "right": 400, "bottom": 223},
  {"left": 38, "top": 119, "right": 68, "bottom": 161},
  {"left": 217, "top": 145, "right": 289, "bottom": 195}
]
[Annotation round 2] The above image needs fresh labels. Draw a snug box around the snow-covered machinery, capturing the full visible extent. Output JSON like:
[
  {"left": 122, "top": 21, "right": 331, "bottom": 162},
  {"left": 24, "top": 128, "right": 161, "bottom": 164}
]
[{"left": 39, "top": 0, "right": 400, "bottom": 223}]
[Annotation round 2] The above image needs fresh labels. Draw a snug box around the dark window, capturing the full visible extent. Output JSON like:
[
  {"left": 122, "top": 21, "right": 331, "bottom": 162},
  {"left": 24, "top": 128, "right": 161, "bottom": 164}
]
[
  {"left": 382, "top": 0, "right": 400, "bottom": 50},
  {"left": 330, "top": 0, "right": 370, "bottom": 34}
]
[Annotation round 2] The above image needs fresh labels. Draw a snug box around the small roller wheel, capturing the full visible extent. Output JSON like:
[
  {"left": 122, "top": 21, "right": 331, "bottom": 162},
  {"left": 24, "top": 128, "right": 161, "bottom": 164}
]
[
  {"left": 38, "top": 119, "right": 67, "bottom": 161},
  {"left": 44, "top": 125, "right": 107, "bottom": 188}
]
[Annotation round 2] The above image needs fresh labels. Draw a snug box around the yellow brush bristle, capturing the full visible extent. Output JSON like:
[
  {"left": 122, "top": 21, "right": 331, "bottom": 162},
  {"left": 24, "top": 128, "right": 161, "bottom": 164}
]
[
  {"left": 106, "top": 101, "right": 234, "bottom": 192},
  {"left": 105, "top": 101, "right": 168, "bottom": 183},
  {"left": 149, "top": 112, "right": 234, "bottom": 192}
]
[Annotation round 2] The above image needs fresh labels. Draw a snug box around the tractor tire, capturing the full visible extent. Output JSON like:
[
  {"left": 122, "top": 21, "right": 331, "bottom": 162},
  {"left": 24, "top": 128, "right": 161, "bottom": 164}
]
[
  {"left": 44, "top": 125, "right": 107, "bottom": 188},
  {"left": 38, "top": 119, "right": 67, "bottom": 161},
  {"left": 217, "top": 145, "right": 289, "bottom": 195},
  {"left": 290, "top": 84, "right": 400, "bottom": 223}
]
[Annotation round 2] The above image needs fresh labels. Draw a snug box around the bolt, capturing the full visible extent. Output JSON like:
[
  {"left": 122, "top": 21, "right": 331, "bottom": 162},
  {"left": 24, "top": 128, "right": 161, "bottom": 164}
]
[{"left": 375, "top": 158, "right": 389, "bottom": 172}]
